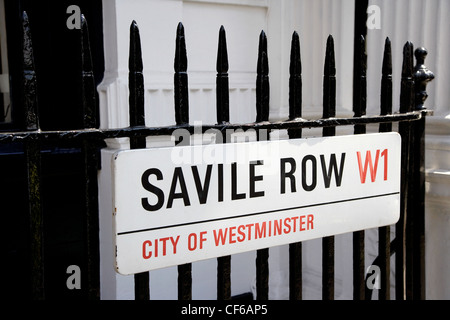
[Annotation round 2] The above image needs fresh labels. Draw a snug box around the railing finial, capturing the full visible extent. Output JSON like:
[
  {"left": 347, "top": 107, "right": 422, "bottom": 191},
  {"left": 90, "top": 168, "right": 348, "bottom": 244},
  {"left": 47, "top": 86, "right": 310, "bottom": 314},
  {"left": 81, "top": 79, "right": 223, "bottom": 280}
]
[
  {"left": 256, "top": 30, "right": 269, "bottom": 123},
  {"left": 400, "top": 41, "right": 414, "bottom": 113},
  {"left": 128, "top": 20, "right": 145, "bottom": 129},
  {"left": 289, "top": 31, "right": 302, "bottom": 121},
  {"left": 81, "top": 14, "right": 97, "bottom": 128},
  {"left": 22, "top": 11, "right": 40, "bottom": 131},
  {"left": 216, "top": 25, "right": 229, "bottom": 124},
  {"left": 413, "top": 47, "right": 434, "bottom": 110},
  {"left": 174, "top": 22, "right": 189, "bottom": 125}
]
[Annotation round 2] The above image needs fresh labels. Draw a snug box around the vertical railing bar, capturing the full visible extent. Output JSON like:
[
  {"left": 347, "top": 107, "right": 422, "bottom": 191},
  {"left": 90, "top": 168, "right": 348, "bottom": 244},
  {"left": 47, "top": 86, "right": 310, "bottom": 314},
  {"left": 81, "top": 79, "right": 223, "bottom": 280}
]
[
  {"left": 288, "top": 31, "right": 302, "bottom": 301},
  {"left": 80, "top": 14, "right": 100, "bottom": 300},
  {"left": 174, "top": 22, "right": 189, "bottom": 126},
  {"left": 256, "top": 30, "right": 270, "bottom": 123},
  {"left": 352, "top": 35, "right": 367, "bottom": 300},
  {"left": 321, "top": 34, "right": 336, "bottom": 300},
  {"left": 80, "top": 14, "right": 97, "bottom": 130},
  {"left": 25, "top": 140, "right": 44, "bottom": 299},
  {"left": 216, "top": 26, "right": 230, "bottom": 126},
  {"left": 174, "top": 22, "right": 192, "bottom": 300},
  {"left": 411, "top": 116, "right": 426, "bottom": 300},
  {"left": 21, "top": 11, "right": 44, "bottom": 300},
  {"left": 128, "top": 20, "right": 149, "bottom": 300},
  {"left": 22, "top": 10, "right": 44, "bottom": 299},
  {"left": 22, "top": 11, "right": 39, "bottom": 131},
  {"left": 353, "top": 35, "right": 367, "bottom": 134},
  {"left": 288, "top": 32, "right": 302, "bottom": 122},
  {"left": 353, "top": 0, "right": 368, "bottom": 122},
  {"left": 378, "top": 37, "right": 393, "bottom": 301},
  {"left": 380, "top": 37, "right": 393, "bottom": 132},
  {"left": 396, "top": 41, "right": 414, "bottom": 300},
  {"left": 411, "top": 47, "right": 433, "bottom": 300},
  {"left": 216, "top": 25, "right": 231, "bottom": 300},
  {"left": 129, "top": 20, "right": 146, "bottom": 149},
  {"left": 255, "top": 30, "right": 269, "bottom": 300},
  {"left": 403, "top": 42, "right": 416, "bottom": 300}
]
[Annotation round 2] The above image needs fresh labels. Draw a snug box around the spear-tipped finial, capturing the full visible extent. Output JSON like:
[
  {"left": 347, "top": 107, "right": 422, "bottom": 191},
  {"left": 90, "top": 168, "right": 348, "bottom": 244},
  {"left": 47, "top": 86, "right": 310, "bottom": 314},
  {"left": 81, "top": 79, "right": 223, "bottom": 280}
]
[
  {"left": 256, "top": 30, "right": 269, "bottom": 123},
  {"left": 175, "top": 22, "right": 188, "bottom": 73},
  {"left": 323, "top": 35, "right": 336, "bottom": 121},
  {"left": 128, "top": 20, "right": 145, "bottom": 128},
  {"left": 289, "top": 31, "right": 302, "bottom": 120},
  {"left": 400, "top": 41, "right": 415, "bottom": 113},
  {"left": 22, "top": 11, "right": 40, "bottom": 130},
  {"left": 80, "top": 14, "right": 97, "bottom": 128},
  {"left": 174, "top": 22, "right": 189, "bottom": 125},
  {"left": 216, "top": 25, "right": 229, "bottom": 124}
]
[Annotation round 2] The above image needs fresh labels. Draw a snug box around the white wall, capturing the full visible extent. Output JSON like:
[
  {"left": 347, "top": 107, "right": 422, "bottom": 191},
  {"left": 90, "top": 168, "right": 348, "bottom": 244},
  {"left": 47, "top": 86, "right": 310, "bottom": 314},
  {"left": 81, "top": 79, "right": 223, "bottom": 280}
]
[
  {"left": 366, "top": 0, "right": 450, "bottom": 300},
  {"left": 98, "top": 0, "right": 449, "bottom": 299}
]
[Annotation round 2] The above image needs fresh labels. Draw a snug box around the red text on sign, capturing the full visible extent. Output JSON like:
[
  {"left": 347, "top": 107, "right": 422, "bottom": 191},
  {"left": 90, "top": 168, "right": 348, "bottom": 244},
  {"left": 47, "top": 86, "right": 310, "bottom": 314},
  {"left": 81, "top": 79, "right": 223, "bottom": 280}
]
[
  {"left": 357, "top": 149, "right": 388, "bottom": 183},
  {"left": 213, "top": 214, "right": 314, "bottom": 246},
  {"left": 142, "top": 235, "right": 180, "bottom": 259}
]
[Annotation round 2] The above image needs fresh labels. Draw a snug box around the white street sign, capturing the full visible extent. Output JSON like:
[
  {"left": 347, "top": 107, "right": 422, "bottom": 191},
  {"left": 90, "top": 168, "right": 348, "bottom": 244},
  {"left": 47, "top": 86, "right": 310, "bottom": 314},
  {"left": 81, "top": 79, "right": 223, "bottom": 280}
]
[{"left": 112, "top": 132, "right": 401, "bottom": 275}]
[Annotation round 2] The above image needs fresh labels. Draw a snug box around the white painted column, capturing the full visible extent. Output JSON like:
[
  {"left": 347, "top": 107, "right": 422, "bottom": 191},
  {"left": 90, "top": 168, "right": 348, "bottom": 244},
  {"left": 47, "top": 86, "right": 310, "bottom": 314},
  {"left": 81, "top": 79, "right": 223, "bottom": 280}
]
[{"left": 366, "top": 0, "right": 450, "bottom": 300}]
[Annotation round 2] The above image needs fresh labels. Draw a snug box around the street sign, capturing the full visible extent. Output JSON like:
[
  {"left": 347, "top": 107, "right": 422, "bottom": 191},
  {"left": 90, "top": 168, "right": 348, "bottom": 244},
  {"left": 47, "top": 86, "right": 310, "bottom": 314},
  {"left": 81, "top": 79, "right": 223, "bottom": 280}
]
[{"left": 112, "top": 132, "right": 401, "bottom": 275}]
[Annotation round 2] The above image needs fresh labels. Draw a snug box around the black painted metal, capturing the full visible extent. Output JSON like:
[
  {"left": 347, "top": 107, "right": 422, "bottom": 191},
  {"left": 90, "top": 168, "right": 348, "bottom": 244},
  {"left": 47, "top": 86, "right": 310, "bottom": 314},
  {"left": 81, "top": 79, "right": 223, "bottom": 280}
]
[
  {"left": 255, "top": 30, "right": 270, "bottom": 300},
  {"left": 289, "top": 32, "right": 302, "bottom": 121},
  {"left": 25, "top": 139, "right": 44, "bottom": 299},
  {"left": 322, "top": 35, "right": 336, "bottom": 300},
  {"left": 216, "top": 26, "right": 230, "bottom": 125},
  {"left": 413, "top": 48, "right": 434, "bottom": 111},
  {"left": 256, "top": 30, "right": 269, "bottom": 123},
  {"left": 128, "top": 20, "right": 150, "bottom": 301},
  {"left": 129, "top": 21, "right": 145, "bottom": 130},
  {"left": 21, "top": 11, "right": 44, "bottom": 300},
  {"left": 397, "top": 41, "right": 415, "bottom": 300},
  {"left": 174, "top": 22, "right": 189, "bottom": 126},
  {"left": 352, "top": 35, "right": 367, "bottom": 301},
  {"left": 380, "top": 37, "right": 393, "bottom": 133},
  {"left": 81, "top": 15, "right": 97, "bottom": 129},
  {"left": 22, "top": 11, "right": 39, "bottom": 131},
  {"left": 0, "top": 111, "right": 431, "bottom": 144},
  {"left": 378, "top": 37, "right": 393, "bottom": 301},
  {"left": 81, "top": 14, "right": 101, "bottom": 300},
  {"left": 411, "top": 47, "right": 433, "bottom": 300},
  {"left": 216, "top": 26, "right": 232, "bottom": 301},
  {"left": 2, "top": 12, "right": 434, "bottom": 301},
  {"left": 288, "top": 31, "right": 302, "bottom": 301},
  {"left": 174, "top": 22, "right": 193, "bottom": 301}
]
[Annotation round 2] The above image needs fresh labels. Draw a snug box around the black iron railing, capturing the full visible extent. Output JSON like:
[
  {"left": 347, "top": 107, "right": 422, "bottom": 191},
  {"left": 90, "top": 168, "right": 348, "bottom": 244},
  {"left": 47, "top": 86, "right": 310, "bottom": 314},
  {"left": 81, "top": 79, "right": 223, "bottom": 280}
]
[{"left": 0, "top": 11, "right": 433, "bottom": 300}]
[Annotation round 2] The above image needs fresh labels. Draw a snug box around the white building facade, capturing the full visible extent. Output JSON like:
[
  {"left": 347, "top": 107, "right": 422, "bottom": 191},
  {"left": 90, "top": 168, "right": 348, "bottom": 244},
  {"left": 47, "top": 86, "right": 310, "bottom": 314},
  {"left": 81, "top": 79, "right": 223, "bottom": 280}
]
[{"left": 97, "top": 0, "right": 449, "bottom": 299}]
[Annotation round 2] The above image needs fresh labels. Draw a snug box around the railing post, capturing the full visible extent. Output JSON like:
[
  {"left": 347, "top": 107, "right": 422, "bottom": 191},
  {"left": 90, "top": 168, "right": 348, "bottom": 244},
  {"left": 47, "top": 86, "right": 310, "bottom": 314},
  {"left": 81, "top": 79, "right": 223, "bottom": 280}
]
[
  {"left": 174, "top": 22, "right": 192, "bottom": 300},
  {"left": 397, "top": 41, "right": 414, "bottom": 300},
  {"left": 288, "top": 31, "right": 302, "bottom": 300},
  {"left": 322, "top": 34, "right": 336, "bottom": 300},
  {"left": 174, "top": 22, "right": 189, "bottom": 126},
  {"left": 216, "top": 25, "right": 231, "bottom": 300},
  {"left": 80, "top": 14, "right": 101, "bottom": 300},
  {"left": 256, "top": 30, "right": 269, "bottom": 123},
  {"left": 216, "top": 26, "right": 230, "bottom": 125},
  {"left": 378, "top": 37, "right": 393, "bottom": 300},
  {"left": 352, "top": 35, "right": 367, "bottom": 300},
  {"left": 255, "top": 30, "right": 269, "bottom": 300},
  {"left": 411, "top": 47, "right": 433, "bottom": 300},
  {"left": 22, "top": 12, "right": 39, "bottom": 131},
  {"left": 81, "top": 15, "right": 97, "bottom": 130},
  {"left": 128, "top": 20, "right": 150, "bottom": 300},
  {"left": 21, "top": 11, "right": 44, "bottom": 300}
]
